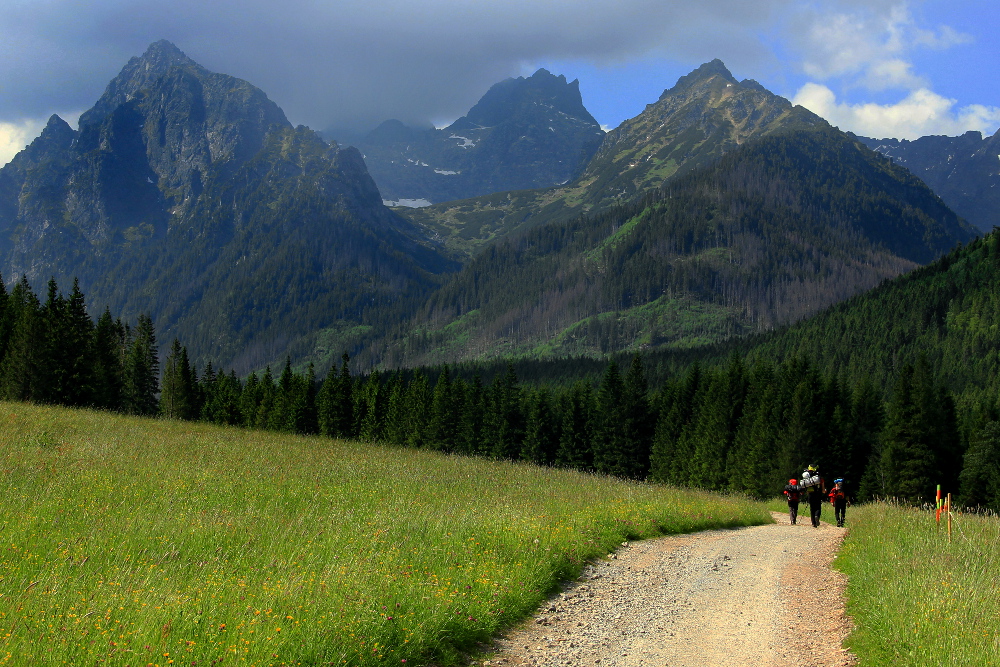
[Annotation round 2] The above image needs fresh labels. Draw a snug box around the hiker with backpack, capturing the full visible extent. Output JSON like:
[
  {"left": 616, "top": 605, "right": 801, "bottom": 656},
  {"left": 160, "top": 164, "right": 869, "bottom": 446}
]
[
  {"left": 802, "top": 466, "right": 826, "bottom": 528},
  {"left": 783, "top": 478, "right": 801, "bottom": 525},
  {"left": 828, "top": 478, "right": 848, "bottom": 527}
]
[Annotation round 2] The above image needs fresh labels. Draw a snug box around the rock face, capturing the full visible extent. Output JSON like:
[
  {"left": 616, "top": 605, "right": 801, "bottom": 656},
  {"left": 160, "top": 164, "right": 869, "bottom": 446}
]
[
  {"left": 356, "top": 68, "right": 605, "bottom": 204},
  {"left": 857, "top": 131, "right": 1000, "bottom": 234},
  {"left": 0, "top": 40, "right": 455, "bottom": 373}
]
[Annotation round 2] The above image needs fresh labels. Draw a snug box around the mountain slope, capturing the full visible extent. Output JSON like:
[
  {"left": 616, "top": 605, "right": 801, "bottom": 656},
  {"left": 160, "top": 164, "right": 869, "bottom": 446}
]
[
  {"left": 356, "top": 69, "right": 605, "bottom": 205},
  {"left": 857, "top": 130, "right": 1000, "bottom": 234},
  {"left": 402, "top": 60, "right": 828, "bottom": 259},
  {"left": 0, "top": 40, "right": 456, "bottom": 373},
  {"left": 374, "top": 126, "right": 976, "bottom": 368}
]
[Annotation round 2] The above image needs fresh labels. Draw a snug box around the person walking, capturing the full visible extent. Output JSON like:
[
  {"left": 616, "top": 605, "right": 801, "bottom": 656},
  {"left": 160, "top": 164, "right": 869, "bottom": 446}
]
[
  {"left": 783, "top": 478, "right": 802, "bottom": 525},
  {"left": 828, "top": 478, "right": 848, "bottom": 527},
  {"left": 802, "top": 466, "right": 826, "bottom": 528}
]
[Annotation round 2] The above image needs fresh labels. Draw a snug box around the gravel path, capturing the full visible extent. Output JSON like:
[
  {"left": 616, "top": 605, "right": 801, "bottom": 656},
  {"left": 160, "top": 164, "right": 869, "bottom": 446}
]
[{"left": 480, "top": 512, "right": 855, "bottom": 667}]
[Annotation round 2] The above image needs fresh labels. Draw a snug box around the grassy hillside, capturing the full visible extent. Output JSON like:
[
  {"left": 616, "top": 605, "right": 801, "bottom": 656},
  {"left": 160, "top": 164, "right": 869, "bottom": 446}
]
[
  {"left": 0, "top": 402, "right": 768, "bottom": 666},
  {"left": 836, "top": 503, "right": 1000, "bottom": 666}
]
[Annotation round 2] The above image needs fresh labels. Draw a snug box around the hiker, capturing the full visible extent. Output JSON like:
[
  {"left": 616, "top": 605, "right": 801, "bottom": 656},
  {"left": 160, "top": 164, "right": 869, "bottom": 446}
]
[
  {"left": 783, "top": 478, "right": 801, "bottom": 525},
  {"left": 828, "top": 478, "right": 848, "bottom": 527},
  {"left": 802, "top": 466, "right": 826, "bottom": 528}
]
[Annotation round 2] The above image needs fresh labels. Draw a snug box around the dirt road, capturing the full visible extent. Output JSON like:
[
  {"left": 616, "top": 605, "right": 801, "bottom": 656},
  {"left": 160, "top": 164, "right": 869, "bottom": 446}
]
[{"left": 482, "top": 512, "right": 855, "bottom": 667}]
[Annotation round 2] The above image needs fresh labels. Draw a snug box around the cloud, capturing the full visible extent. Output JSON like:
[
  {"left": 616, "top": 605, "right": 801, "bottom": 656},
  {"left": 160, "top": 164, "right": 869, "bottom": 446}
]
[
  {"left": 0, "top": 0, "right": 792, "bottom": 139},
  {"left": 0, "top": 118, "right": 48, "bottom": 167},
  {"left": 792, "top": 82, "right": 1000, "bottom": 139},
  {"left": 790, "top": 2, "right": 971, "bottom": 92}
]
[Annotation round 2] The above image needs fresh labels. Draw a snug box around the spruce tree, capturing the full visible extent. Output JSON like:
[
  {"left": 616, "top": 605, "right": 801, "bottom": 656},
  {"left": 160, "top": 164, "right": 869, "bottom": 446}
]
[
  {"left": 161, "top": 339, "right": 192, "bottom": 420},
  {"left": 486, "top": 364, "right": 524, "bottom": 460},
  {"left": 404, "top": 372, "right": 430, "bottom": 448},
  {"left": 92, "top": 309, "right": 126, "bottom": 411},
  {"left": 358, "top": 370, "right": 385, "bottom": 443},
  {"left": 593, "top": 360, "right": 630, "bottom": 477},
  {"left": 958, "top": 421, "right": 1000, "bottom": 511},
  {"left": 122, "top": 314, "right": 159, "bottom": 416},
  {"left": 428, "top": 366, "right": 457, "bottom": 452},
  {"left": 554, "top": 381, "right": 594, "bottom": 470},
  {"left": 383, "top": 372, "right": 409, "bottom": 446},
  {"left": 522, "top": 388, "right": 559, "bottom": 466},
  {"left": 60, "top": 278, "right": 96, "bottom": 407},
  {"left": 0, "top": 277, "right": 41, "bottom": 401}
]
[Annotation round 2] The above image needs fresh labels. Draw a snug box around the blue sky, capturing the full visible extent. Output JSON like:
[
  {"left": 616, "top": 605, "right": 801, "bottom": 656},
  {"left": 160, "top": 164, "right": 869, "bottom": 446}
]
[{"left": 1, "top": 0, "right": 997, "bottom": 165}]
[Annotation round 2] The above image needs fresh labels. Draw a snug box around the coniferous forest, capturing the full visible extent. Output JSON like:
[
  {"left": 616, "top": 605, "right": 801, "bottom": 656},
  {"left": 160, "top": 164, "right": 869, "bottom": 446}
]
[{"left": 6, "top": 273, "right": 999, "bottom": 512}]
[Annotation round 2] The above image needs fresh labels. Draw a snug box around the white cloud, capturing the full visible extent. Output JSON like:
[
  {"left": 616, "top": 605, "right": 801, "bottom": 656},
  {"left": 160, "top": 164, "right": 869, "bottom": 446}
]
[
  {"left": 0, "top": 118, "right": 46, "bottom": 167},
  {"left": 792, "top": 2, "right": 971, "bottom": 92},
  {"left": 793, "top": 82, "right": 1000, "bottom": 139}
]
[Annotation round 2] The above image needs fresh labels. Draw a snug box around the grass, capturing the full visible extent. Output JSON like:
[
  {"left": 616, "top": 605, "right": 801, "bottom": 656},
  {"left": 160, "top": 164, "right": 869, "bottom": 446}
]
[
  {"left": 835, "top": 502, "right": 1000, "bottom": 666},
  {"left": 0, "top": 402, "right": 770, "bottom": 666}
]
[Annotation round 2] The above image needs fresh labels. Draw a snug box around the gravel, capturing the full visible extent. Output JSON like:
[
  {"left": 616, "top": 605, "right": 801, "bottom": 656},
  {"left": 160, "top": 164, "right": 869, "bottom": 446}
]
[{"left": 479, "top": 512, "right": 856, "bottom": 667}]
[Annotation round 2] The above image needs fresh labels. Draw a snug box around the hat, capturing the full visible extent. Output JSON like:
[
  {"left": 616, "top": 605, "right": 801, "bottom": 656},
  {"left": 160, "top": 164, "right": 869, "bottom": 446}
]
[
  {"left": 789, "top": 479, "right": 797, "bottom": 485},
  {"left": 834, "top": 478, "right": 844, "bottom": 483}
]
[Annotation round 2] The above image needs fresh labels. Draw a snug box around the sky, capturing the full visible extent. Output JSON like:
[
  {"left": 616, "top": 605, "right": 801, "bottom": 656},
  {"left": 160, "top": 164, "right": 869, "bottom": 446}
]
[{"left": 1, "top": 0, "right": 998, "bottom": 166}]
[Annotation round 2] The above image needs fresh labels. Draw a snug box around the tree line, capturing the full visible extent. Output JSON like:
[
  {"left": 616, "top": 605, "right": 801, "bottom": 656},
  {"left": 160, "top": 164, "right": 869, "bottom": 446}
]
[{"left": 4, "top": 276, "right": 997, "bottom": 511}]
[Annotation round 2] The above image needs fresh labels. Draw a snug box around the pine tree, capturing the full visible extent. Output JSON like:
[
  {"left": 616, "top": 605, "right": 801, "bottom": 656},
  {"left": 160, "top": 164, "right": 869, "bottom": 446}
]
[
  {"left": 404, "top": 372, "right": 430, "bottom": 448},
  {"left": 593, "top": 360, "right": 630, "bottom": 477},
  {"left": 879, "top": 361, "right": 939, "bottom": 502},
  {"left": 255, "top": 366, "right": 276, "bottom": 429},
  {"left": 649, "top": 362, "right": 701, "bottom": 484},
  {"left": 554, "top": 381, "right": 594, "bottom": 470},
  {"left": 622, "top": 355, "right": 653, "bottom": 477},
  {"left": 60, "top": 278, "right": 96, "bottom": 407},
  {"left": 122, "top": 314, "right": 159, "bottom": 416},
  {"left": 161, "top": 339, "right": 193, "bottom": 420},
  {"left": 92, "top": 309, "right": 126, "bottom": 411},
  {"left": 958, "top": 421, "right": 1000, "bottom": 511},
  {"left": 358, "top": 370, "right": 385, "bottom": 442},
  {"left": 0, "top": 277, "right": 41, "bottom": 401},
  {"left": 458, "top": 373, "right": 486, "bottom": 456},
  {"left": 428, "top": 366, "right": 457, "bottom": 452},
  {"left": 239, "top": 372, "right": 262, "bottom": 427},
  {"left": 486, "top": 364, "right": 524, "bottom": 460},
  {"left": 522, "top": 388, "right": 559, "bottom": 466},
  {"left": 383, "top": 372, "right": 409, "bottom": 446}
]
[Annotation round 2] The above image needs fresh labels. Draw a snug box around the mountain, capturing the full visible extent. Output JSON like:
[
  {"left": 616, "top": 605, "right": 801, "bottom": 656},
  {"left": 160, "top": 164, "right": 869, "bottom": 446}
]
[
  {"left": 354, "top": 68, "right": 605, "bottom": 206},
  {"left": 402, "top": 60, "right": 828, "bottom": 259},
  {"left": 371, "top": 125, "right": 976, "bottom": 368},
  {"left": 856, "top": 131, "right": 1000, "bottom": 234},
  {"left": 0, "top": 40, "right": 456, "bottom": 373}
]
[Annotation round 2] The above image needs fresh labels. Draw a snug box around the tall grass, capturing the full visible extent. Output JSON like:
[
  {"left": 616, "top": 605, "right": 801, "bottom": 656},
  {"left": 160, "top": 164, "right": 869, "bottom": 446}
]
[
  {"left": 0, "top": 402, "right": 769, "bottom": 666},
  {"left": 836, "top": 502, "right": 1000, "bottom": 666}
]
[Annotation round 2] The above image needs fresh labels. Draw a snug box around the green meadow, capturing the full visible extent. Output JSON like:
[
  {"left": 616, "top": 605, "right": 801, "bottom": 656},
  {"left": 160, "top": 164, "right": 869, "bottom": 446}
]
[
  {"left": 835, "top": 503, "right": 1000, "bottom": 667},
  {"left": 0, "top": 402, "right": 769, "bottom": 666}
]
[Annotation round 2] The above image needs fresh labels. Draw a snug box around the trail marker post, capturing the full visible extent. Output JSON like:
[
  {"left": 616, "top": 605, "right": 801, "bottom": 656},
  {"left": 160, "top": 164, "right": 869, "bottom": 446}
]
[{"left": 947, "top": 493, "right": 953, "bottom": 543}]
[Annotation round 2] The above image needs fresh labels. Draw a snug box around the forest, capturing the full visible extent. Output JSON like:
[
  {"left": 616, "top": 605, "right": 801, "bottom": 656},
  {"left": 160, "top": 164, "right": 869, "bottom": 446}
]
[{"left": 3, "top": 274, "right": 997, "bottom": 511}]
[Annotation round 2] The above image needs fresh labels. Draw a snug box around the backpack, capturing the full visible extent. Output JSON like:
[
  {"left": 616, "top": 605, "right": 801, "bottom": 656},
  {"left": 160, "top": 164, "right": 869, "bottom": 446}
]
[
  {"left": 829, "top": 486, "right": 846, "bottom": 503},
  {"left": 783, "top": 484, "right": 801, "bottom": 502}
]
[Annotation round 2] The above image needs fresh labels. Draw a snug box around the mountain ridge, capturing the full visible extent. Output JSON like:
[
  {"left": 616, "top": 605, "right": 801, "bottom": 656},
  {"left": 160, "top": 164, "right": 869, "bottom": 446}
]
[
  {"left": 0, "top": 41, "right": 456, "bottom": 374},
  {"left": 356, "top": 68, "right": 605, "bottom": 205},
  {"left": 400, "top": 60, "right": 829, "bottom": 260}
]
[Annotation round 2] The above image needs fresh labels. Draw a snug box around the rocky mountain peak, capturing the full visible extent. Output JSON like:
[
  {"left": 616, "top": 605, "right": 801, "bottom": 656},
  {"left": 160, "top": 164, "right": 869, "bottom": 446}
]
[
  {"left": 458, "top": 67, "right": 598, "bottom": 129},
  {"left": 661, "top": 59, "right": 738, "bottom": 99},
  {"left": 79, "top": 40, "right": 204, "bottom": 127}
]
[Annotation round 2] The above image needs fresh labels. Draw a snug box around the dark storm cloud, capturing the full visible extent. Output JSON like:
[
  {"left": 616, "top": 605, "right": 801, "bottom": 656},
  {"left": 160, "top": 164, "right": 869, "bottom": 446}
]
[{"left": 0, "top": 0, "right": 792, "bottom": 134}]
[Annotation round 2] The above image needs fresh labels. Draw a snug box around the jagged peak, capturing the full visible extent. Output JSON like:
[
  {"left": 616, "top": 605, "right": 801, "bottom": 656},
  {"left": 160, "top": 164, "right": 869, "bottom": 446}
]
[
  {"left": 79, "top": 39, "right": 204, "bottom": 127},
  {"left": 137, "top": 39, "right": 198, "bottom": 69},
  {"left": 660, "top": 59, "right": 738, "bottom": 100}
]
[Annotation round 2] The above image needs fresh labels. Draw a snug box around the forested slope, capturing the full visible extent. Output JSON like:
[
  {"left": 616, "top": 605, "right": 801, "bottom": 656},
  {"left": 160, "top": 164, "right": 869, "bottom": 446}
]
[{"left": 371, "top": 127, "right": 974, "bottom": 368}]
